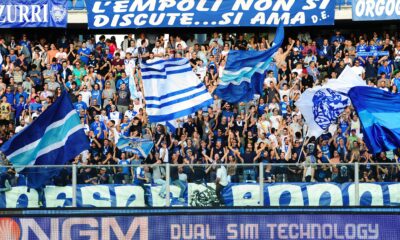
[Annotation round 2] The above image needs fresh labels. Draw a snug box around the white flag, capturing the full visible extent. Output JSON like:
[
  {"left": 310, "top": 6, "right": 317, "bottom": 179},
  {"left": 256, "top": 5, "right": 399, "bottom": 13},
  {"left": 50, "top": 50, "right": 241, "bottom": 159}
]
[{"left": 296, "top": 66, "right": 367, "bottom": 137}]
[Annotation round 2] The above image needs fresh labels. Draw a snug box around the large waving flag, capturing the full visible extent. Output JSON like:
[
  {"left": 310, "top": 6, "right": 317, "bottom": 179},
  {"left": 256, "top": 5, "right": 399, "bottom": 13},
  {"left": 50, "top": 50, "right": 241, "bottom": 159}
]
[
  {"left": 296, "top": 66, "right": 366, "bottom": 137},
  {"left": 0, "top": 91, "right": 89, "bottom": 188},
  {"left": 117, "top": 136, "right": 154, "bottom": 157},
  {"left": 349, "top": 86, "right": 400, "bottom": 153},
  {"left": 215, "top": 25, "right": 284, "bottom": 103},
  {"left": 141, "top": 58, "right": 213, "bottom": 122}
]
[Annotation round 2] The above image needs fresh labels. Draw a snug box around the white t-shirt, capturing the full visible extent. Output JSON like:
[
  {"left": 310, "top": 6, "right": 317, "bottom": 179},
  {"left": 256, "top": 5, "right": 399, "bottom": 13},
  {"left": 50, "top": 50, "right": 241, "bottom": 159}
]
[
  {"left": 160, "top": 147, "right": 169, "bottom": 163},
  {"left": 351, "top": 66, "right": 365, "bottom": 77},
  {"left": 152, "top": 47, "right": 165, "bottom": 59},
  {"left": 80, "top": 91, "right": 91, "bottom": 106},
  {"left": 216, "top": 166, "right": 228, "bottom": 186},
  {"left": 109, "top": 111, "right": 121, "bottom": 125}
]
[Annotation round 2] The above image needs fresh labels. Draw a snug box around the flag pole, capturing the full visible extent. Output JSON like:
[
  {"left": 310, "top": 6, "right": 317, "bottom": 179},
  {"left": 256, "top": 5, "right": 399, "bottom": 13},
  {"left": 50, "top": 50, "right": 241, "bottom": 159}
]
[{"left": 296, "top": 128, "right": 309, "bottom": 164}]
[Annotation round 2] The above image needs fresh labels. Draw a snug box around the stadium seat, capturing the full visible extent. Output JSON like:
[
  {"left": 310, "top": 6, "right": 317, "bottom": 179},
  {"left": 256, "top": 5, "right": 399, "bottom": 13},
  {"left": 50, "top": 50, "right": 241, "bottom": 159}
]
[
  {"left": 66, "top": 0, "right": 73, "bottom": 10},
  {"left": 74, "top": 0, "right": 86, "bottom": 10}
]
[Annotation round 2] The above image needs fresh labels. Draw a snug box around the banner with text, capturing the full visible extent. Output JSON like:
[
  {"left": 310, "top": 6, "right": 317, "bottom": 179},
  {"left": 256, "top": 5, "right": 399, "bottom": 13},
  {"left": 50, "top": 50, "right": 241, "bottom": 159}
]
[
  {"left": 84, "top": 0, "right": 335, "bottom": 29},
  {"left": 2, "top": 215, "right": 400, "bottom": 239},
  {"left": 0, "top": 0, "right": 68, "bottom": 28},
  {"left": 2, "top": 182, "right": 400, "bottom": 208},
  {"left": 352, "top": 0, "right": 400, "bottom": 21}
]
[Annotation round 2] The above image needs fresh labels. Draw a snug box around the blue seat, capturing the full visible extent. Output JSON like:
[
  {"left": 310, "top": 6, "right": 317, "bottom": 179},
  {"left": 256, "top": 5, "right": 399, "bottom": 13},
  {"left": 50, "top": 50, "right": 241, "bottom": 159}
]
[
  {"left": 67, "top": 0, "right": 73, "bottom": 10},
  {"left": 74, "top": 0, "right": 86, "bottom": 10}
]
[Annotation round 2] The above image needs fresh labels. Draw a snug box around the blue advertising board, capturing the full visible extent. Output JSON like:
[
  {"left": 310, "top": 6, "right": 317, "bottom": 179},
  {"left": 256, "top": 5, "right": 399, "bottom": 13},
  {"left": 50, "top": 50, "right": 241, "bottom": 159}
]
[
  {"left": 2, "top": 182, "right": 400, "bottom": 208},
  {"left": 1, "top": 214, "right": 399, "bottom": 239},
  {"left": 353, "top": 0, "right": 400, "bottom": 21},
  {"left": 0, "top": 0, "right": 67, "bottom": 28},
  {"left": 84, "top": 0, "right": 336, "bottom": 29}
]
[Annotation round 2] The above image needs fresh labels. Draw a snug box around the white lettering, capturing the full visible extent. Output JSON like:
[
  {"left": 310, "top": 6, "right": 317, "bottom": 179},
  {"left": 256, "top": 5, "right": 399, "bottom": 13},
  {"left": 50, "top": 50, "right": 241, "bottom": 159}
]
[
  {"left": 93, "top": 15, "right": 109, "bottom": 27},
  {"left": 93, "top": 1, "right": 106, "bottom": 13},
  {"left": 254, "top": 0, "right": 272, "bottom": 11},
  {"left": 180, "top": 13, "right": 194, "bottom": 25},
  {"left": 31, "top": 5, "right": 42, "bottom": 22},
  {"left": 272, "top": 0, "right": 295, "bottom": 11},
  {"left": 159, "top": 0, "right": 176, "bottom": 11},
  {"left": 196, "top": 0, "right": 209, "bottom": 11},
  {"left": 128, "top": 0, "right": 156, "bottom": 12},
  {"left": 211, "top": 0, "right": 223, "bottom": 11},
  {"left": 149, "top": 13, "right": 165, "bottom": 25},
  {"left": 62, "top": 218, "right": 98, "bottom": 240},
  {"left": 113, "top": 0, "right": 129, "bottom": 13},
  {"left": 171, "top": 224, "right": 181, "bottom": 240},
  {"left": 227, "top": 224, "right": 238, "bottom": 239},
  {"left": 133, "top": 13, "right": 148, "bottom": 26},
  {"left": 177, "top": 0, "right": 195, "bottom": 11},
  {"left": 232, "top": 0, "right": 254, "bottom": 11},
  {"left": 303, "top": 0, "right": 317, "bottom": 10},
  {"left": 101, "top": 217, "right": 148, "bottom": 240}
]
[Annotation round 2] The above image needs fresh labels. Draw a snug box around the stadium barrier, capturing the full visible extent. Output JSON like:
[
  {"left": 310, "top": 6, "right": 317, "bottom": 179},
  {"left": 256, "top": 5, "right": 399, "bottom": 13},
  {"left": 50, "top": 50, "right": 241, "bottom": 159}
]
[{"left": 1, "top": 162, "right": 400, "bottom": 208}]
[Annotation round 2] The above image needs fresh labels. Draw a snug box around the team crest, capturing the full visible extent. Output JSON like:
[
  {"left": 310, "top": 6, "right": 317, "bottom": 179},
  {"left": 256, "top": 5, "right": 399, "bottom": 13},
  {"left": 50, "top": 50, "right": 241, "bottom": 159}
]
[
  {"left": 51, "top": 5, "right": 67, "bottom": 23},
  {"left": 312, "top": 88, "right": 349, "bottom": 130}
]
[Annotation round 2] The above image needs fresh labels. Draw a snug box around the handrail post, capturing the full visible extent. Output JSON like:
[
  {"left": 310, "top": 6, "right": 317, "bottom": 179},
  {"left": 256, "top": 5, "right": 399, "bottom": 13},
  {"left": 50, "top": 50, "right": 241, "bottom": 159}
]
[
  {"left": 166, "top": 163, "right": 170, "bottom": 207},
  {"left": 259, "top": 162, "right": 264, "bottom": 207},
  {"left": 354, "top": 162, "right": 360, "bottom": 206},
  {"left": 72, "top": 164, "right": 77, "bottom": 207}
]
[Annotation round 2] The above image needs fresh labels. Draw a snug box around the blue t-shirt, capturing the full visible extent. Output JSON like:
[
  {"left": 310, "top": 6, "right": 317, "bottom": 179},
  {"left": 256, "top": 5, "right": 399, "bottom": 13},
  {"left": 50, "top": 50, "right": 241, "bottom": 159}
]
[
  {"left": 29, "top": 102, "right": 42, "bottom": 112},
  {"left": 116, "top": 78, "right": 129, "bottom": 90},
  {"left": 4, "top": 92, "right": 14, "bottom": 105},
  {"left": 78, "top": 48, "right": 91, "bottom": 64},
  {"left": 73, "top": 101, "right": 88, "bottom": 112},
  {"left": 90, "top": 121, "right": 106, "bottom": 139},
  {"left": 15, "top": 92, "right": 28, "bottom": 103}
]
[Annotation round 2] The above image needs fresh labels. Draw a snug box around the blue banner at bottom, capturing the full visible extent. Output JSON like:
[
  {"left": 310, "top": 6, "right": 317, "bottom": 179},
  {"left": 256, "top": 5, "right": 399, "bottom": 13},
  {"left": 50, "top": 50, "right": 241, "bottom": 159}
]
[{"left": 1, "top": 214, "right": 399, "bottom": 239}]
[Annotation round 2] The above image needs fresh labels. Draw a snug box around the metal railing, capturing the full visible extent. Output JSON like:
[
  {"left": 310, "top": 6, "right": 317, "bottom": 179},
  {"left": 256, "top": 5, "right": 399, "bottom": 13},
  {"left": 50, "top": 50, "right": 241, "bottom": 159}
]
[{"left": 2, "top": 162, "right": 400, "bottom": 208}]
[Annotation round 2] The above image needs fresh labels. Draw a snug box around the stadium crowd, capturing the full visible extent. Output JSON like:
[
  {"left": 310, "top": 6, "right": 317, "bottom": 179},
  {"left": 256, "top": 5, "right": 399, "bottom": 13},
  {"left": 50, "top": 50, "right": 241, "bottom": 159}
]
[{"left": 1, "top": 30, "right": 400, "bottom": 195}]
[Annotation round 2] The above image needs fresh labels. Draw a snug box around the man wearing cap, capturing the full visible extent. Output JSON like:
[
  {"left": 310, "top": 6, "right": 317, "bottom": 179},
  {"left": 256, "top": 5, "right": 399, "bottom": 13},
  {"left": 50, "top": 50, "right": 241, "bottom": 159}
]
[{"left": 288, "top": 47, "right": 302, "bottom": 70}]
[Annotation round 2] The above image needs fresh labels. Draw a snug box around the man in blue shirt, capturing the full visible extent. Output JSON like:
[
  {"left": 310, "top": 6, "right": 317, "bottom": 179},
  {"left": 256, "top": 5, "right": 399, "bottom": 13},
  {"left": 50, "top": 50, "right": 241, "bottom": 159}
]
[
  {"left": 73, "top": 95, "right": 88, "bottom": 112},
  {"left": 90, "top": 115, "right": 107, "bottom": 140},
  {"left": 392, "top": 70, "right": 400, "bottom": 93},
  {"left": 77, "top": 43, "right": 91, "bottom": 65},
  {"left": 14, "top": 85, "right": 28, "bottom": 104},
  {"left": 29, "top": 96, "right": 42, "bottom": 113},
  {"left": 378, "top": 60, "right": 393, "bottom": 79}
]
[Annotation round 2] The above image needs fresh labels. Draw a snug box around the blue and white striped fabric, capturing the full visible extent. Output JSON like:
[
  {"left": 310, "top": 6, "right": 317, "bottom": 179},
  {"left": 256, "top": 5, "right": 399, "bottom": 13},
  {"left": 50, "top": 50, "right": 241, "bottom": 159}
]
[
  {"left": 117, "top": 136, "right": 154, "bottom": 157},
  {"left": 141, "top": 58, "right": 213, "bottom": 122},
  {"left": 0, "top": 91, "right": 89, "bottom": 188},
  {"left": 215, "top": 25, "right": 284, "bottom": 103}
]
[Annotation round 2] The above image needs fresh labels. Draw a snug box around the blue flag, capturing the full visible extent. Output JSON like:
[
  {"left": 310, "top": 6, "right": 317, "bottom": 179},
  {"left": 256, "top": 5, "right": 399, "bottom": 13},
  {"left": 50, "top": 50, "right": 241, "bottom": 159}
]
[
  {"left": 0, "top": 91, "right": 89, "bottom": 188},
  {"left": 215, "top": 25, "right": 284, "bottom": 103},
  {"left": 141, "top": 58, "right": 213, "bottom": 122},
  {"left": 348, "top": 86, "right": 400, "bottom": 153},
  {"left": 117, "top": 137, "right": 154, "bottom": 158}
]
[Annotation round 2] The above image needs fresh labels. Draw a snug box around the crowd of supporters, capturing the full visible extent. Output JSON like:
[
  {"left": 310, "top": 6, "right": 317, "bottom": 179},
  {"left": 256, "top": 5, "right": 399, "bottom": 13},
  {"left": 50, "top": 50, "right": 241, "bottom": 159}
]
[{"left": 1, "top": 30, "right": 400, "bottom": 194}]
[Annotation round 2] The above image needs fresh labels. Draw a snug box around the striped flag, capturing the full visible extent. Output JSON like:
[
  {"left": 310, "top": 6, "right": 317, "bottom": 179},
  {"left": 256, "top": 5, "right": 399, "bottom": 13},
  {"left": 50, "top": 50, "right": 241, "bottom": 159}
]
[
  {"left": 141, "top": 58, "right": 213, "bottom": 122},
  {"left": 0, "top": 91, "right": 89, "bottom": 188},
  {"left": 117, "top": 136, "right": 154, "bottom": 157},
  {"left": 215, "top": 25, "right": 284, "bottom": 103}
]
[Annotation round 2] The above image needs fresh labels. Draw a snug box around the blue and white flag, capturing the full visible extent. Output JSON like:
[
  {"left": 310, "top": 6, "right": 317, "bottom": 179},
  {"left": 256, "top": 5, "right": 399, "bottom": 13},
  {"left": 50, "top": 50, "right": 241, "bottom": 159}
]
[
  {"left": 129, "top": 74, "right": 139, "bottom": 100},
  {"left": 296, "top": 66, "right": 367, "bottom": 137},
  {"left": 117, "top": 137, "right": 154, "bottom": 157},
  {"left": 141, "top": 58, "right": 213, "bottom": 122},
  {"left": 349, "top": 86, "right": 400, "bottom": 153},
  {"left": 0, "top": 91, "right": 89, "bottom": 188},
  {"left": 215, "top": 25, "right": 284, "bottom": 103}
]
